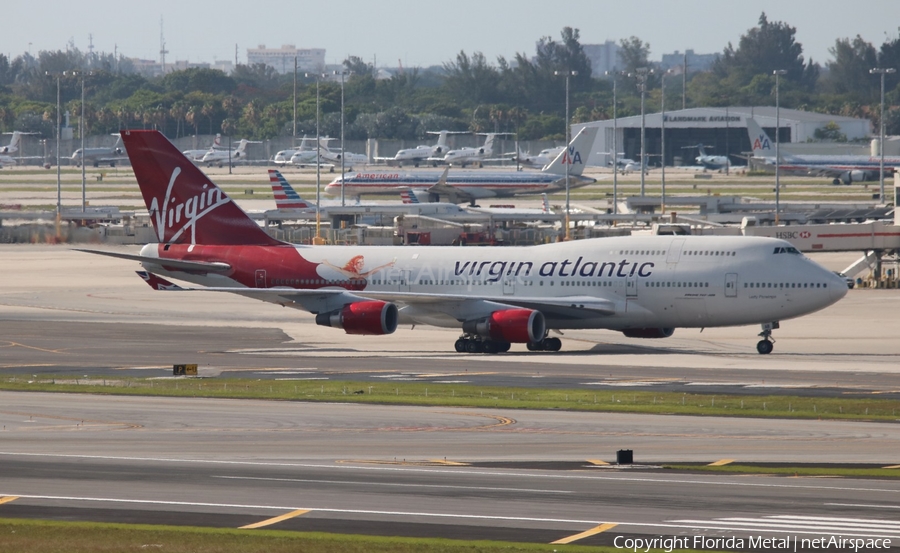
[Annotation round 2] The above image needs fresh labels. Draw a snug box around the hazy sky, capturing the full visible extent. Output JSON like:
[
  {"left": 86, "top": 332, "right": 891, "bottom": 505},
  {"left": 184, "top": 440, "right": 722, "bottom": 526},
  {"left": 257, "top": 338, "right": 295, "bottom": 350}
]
[{"left": 7, "top": 1, "right": 900, "bottom": 69}]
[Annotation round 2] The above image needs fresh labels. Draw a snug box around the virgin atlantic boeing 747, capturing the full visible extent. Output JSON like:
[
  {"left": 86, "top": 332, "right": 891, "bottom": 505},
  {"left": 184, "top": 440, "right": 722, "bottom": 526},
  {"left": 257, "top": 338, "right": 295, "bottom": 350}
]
[{"left": 81, "top": 130, "right": 847, "bottom": 355}]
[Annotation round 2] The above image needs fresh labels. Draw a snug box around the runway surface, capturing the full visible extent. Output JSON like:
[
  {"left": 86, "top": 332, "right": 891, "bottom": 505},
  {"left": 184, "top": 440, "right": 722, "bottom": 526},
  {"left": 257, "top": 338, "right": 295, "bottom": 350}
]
[
  {"left": 2, "top": 244, "right": 900, "bottom": 543},
  {"left": 2, "top": 392, "right": 900, "bottom": 545}
]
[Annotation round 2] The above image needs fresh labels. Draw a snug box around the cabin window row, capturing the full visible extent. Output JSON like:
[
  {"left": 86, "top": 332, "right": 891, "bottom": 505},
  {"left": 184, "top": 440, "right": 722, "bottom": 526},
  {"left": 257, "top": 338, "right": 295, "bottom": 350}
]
[
  {"left": 743, "top": 282, "right": 828, "bottom": 289},
  {"left": 645, "top": 282, "right": 710, "bottom": 288}
]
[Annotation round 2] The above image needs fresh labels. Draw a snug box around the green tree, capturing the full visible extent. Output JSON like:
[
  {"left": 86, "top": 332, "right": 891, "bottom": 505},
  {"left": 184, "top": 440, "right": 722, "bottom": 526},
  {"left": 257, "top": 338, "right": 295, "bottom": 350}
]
[{"left": 826, "top": 36, "right": 878, "bottom": 99}]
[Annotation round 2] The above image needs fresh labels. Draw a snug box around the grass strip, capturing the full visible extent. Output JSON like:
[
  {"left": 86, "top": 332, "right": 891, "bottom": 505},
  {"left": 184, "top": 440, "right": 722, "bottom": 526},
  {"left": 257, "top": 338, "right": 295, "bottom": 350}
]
[
  {"left": 665, "top": 464, "right": 900, "bottom": 478},
  {"left": 0, "top": 518, "right": 616, "bottom": 553},
  {"left": 3, "top": 375, "right": 898, "bottom": 422}
]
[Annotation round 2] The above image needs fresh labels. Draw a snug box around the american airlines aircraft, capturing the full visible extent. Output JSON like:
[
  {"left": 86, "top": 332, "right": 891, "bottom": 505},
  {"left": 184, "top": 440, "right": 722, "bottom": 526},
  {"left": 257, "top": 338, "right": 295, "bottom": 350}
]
[
  {"left": 748, "top": 117, "right": 900, "bottom": 184},
  {"left": 326, "top": 127, "right": 598, "bottom": 204},
  {"left": 81, "top": 130, "right": 847, "bottom": 355}
]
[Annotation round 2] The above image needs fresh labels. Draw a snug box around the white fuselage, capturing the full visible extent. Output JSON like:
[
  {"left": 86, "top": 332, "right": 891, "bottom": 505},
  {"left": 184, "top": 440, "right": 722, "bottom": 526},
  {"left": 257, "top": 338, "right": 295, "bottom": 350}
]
[{"left": 140, "top": 235, "right": 846, "bottom": 332}]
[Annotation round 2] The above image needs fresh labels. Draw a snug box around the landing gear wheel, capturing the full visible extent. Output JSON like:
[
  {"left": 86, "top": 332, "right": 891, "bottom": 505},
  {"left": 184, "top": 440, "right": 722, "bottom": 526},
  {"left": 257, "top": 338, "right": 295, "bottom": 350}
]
[
  {"left": 482, "top": 340, "right": 498, "bottom": 354},
  {"left": 756, "top": 322, "right": 778, "bottom": 355},
  {"left": 497, "top": 341, "right": 511, "bottom": 353},
  {"left": 543, "top": 337, "right": 562, "bottom": 352},
  {"left": 527, "top": 341, "right": 541, "bottom": 351},
  {"left": 454, "top": 339, "right": 467, "bottom": 353},
  {"left": 465, "top": 340, "right": 483, "bottom": 354}
]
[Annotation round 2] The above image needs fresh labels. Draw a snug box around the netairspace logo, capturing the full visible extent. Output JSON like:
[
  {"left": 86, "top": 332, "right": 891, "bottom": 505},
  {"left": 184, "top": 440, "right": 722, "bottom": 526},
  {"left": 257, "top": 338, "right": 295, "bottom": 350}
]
[{"left": 613, "top": 534, "right": 891, "bottom": 552}]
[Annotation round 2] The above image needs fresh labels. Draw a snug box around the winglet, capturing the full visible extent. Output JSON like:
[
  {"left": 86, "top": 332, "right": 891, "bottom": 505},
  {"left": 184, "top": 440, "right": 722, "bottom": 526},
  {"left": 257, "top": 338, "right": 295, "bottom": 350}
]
[{"left": 137, "top": 271, "right": 184, "bottom": 290}]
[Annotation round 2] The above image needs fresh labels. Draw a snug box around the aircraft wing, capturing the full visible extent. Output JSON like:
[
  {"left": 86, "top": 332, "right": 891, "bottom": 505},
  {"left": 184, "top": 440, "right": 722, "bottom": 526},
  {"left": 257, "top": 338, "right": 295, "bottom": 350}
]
[
  {"left": 136, "top": 272, "right": 617, "bottom": 319},
  {"left": 76, "top": 249, "right": 232, "bottom": 273}
]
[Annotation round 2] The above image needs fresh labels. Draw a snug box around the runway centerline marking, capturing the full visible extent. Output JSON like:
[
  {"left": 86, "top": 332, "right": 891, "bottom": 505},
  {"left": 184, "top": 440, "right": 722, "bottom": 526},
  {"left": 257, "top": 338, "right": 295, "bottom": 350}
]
[
  {"left": 551, "top": 523, "right": 618, "bottom": 544},
  {"left": 3, "top": 452, "right": 900, "bottom": 495},
  {"left": 3, "top": 493, "right": 898, "bottom": 540},
  {"left": 826, "top": 503, "right": 900, "bottom": 510},
  {"left": 0, "top": 496, "right": 19, "bottom": 505},
  {"left": 212, "top": 475, "right": 572, "bottom": 494},
  {"left": 240, "top": 509, "right": 309, "bottom": 529}
]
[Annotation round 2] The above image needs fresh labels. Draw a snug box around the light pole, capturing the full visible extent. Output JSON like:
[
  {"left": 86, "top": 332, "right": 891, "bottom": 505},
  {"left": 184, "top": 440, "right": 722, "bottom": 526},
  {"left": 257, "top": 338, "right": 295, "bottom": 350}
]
[
  {"left": 77, "top": 71, "right": 94, "bottom": 212},
  {"left": 334, "top": 69, "right": 349, "bottom": 206},
  {"left": 306, "top": 72, "right": 325, "bottom": 241},
  {"left": 47, "top": 72, "right": 62, "bottom": 218},
  {"left": 660, "top": 69, "right": 672, "bottom": 214},
  {"left": 554, "top": 69, "right": 577, "bottom": 240},
  {"left": 605, "top": 70, "right": 619, "bottom": 215},
  {"left": 773, "top": 69, "right": 787, "bottom": 224},
  {"left": 870, "top": 67, "right": 896, "bottom": 201},
  {"left": 632, "top": 67, "right": 651, "bottom": 197}
]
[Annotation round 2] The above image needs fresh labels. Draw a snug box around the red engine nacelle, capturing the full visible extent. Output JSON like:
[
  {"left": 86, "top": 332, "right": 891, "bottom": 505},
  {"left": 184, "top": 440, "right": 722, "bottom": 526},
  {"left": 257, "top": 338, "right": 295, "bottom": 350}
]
[
  {"left": 462, "top": 309, "right": 546, "bottom": 344},
  {"left": 315, "top": 301, "right": 398, "bottom": 335},
  {"left": 621, "top": 328, "right": 675, "bottom": 339}
]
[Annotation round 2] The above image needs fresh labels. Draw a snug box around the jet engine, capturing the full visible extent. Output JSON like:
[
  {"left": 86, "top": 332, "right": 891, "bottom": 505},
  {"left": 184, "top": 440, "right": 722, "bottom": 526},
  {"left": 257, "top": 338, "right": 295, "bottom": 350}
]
[
  {"left": 621, "top": 328, "right": 675, "bottom": 339},
  {"left": 462, "top": 309, "right": 545, "bottom": 343},
  {"left": 315, "top": 301, "right": 398, "bottom": 335},
  {"left": 835, "top": 170, "right": 870, "bottom": 185}
]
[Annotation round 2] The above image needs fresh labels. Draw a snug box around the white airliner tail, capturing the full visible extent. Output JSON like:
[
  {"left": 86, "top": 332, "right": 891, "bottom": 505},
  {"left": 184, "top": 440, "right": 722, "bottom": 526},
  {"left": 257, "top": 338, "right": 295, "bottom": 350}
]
[{"left": 542, "top": 126, "right": 598, "bottom": 177}]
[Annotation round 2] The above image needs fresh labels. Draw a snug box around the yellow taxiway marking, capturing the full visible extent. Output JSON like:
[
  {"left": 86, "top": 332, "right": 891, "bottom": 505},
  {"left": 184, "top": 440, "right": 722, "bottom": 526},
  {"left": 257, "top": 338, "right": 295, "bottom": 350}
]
[
  {"left": 428, "top": 459, "right": 470, "bottom": 466},
  {"left": 708, "top": 459, "right": 736, "bottom": 466},
  {"left": 0, "top": 496, "right": 20, "bottom": 505},
  {"left": 239, "top": 509, "right": 309, "bottom": 529},
  {"left": 586, "top": 459, "right": 610, "bottom": 466},
  {"left": 883, "top": 465, "right": 900, "bottom": 469},
  {"left": 551, "top": 523, "right": 618, "bottom": 544}
]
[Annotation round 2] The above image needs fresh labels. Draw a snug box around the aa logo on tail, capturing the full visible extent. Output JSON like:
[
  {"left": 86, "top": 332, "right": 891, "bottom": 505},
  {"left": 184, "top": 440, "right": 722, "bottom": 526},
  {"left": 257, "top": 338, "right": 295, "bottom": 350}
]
[
  {"left": 561, "top": 146, "right": 583, "bottom": 165},
  {"left": 753, "top": 134, "right": 771, "bottom": 152}
]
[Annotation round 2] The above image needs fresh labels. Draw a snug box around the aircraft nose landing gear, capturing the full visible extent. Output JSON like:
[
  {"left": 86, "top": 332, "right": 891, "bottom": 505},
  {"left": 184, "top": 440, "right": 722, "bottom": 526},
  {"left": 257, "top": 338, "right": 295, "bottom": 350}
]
[{"left": 756, "top": 322, "right": 779, "bottom": 354}]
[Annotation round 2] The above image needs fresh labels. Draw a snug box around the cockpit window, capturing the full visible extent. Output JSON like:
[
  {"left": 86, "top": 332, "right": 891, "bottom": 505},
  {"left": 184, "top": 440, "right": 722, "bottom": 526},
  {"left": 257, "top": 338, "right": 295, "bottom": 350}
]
[{"left": 773, "top": 246, "right": 801, "bottom": 255}]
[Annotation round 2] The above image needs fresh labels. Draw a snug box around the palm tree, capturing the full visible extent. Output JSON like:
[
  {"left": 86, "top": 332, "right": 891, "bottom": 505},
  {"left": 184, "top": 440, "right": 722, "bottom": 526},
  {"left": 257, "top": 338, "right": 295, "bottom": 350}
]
[
  {"left": 201, "top": 102, "right": 215, "bottom": 135},
  {"left": 169, "top": 102, "right": 187, "bottom": 138},
  {"left": 185, "top": 106, "right": 199, "bottom": 136}
]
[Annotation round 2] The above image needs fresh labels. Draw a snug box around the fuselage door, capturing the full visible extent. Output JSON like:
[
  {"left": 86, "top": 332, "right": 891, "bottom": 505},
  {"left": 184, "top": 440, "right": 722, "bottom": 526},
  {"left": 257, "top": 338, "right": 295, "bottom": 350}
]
[
  {"left": 626, "top": 274, "right": 638, "bottom": 297},
  {"left": 666, "top": 238, "right": 686, "bottom": 264},
  {"left": 398, "top": 269, "right": 411, "bottom": 292},
  {"left": 255, "top": 269, "right": 266, "bottom": 288},
  {"left": 725, "top": 273, "right": 738, "bottom": 297},
  {"left": 503, "top": 276, "right": 516, "bottom": 295}
]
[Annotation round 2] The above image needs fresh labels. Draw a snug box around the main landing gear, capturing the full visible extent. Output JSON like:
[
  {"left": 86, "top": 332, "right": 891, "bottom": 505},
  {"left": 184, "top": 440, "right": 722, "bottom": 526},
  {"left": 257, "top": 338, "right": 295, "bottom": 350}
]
[
  {"left": 453, "top": 335, "right": 562, "bottom": 354},
  {"left": 756, "top": 321, "right": 779, "bottom": 355},
  {"left": 455, "top": 336, "right": 511, "bottom": 354}
]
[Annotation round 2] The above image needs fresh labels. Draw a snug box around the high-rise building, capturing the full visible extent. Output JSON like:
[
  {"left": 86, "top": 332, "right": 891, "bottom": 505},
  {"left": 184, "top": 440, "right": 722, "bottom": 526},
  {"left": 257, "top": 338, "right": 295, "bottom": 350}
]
[
  {"left": 660, "top": 49, "right": 718, "bottom": 73},
  {"left": 582, "top": 41, "right": 620, "bottom": 75},
  {"left": 246, "top": 44, "right": 326, "bottom": 74}
]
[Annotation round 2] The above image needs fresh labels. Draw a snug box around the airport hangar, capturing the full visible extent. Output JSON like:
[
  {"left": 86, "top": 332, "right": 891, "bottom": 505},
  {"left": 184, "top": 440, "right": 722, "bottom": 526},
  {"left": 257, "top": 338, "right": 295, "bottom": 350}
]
[{"left": 573, "top": 107, "right": 872, "bottom": 168}]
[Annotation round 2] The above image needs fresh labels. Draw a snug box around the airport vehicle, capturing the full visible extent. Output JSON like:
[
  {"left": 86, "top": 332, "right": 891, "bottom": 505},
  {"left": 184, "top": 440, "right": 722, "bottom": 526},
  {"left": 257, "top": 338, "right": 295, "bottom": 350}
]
[
  {"left": 82, "top": 130, "right": 847, "bottom": 355},
  {"left": 200, "top": 139, "right": 258, "bottom": 167},
  {"left": 71, "top": 135, "right": 126, "bottom": 167},
  {"left": 326, "top": 127, "right": 598, "bottom": 204},
  {"left": 437, "top": 133, "right": 512, "bottom": 167},
  {"left": 747, "top": 117, "right": 900, "bottom": 184},
  {"left": 182, "top": 134, "right": 222, "bottom": 161},
  {"left": 683, "top": 144, "right": 730, "bottom": 170},
  {"left": 377, "top": 130, "right": 464, "bottom": 167}
]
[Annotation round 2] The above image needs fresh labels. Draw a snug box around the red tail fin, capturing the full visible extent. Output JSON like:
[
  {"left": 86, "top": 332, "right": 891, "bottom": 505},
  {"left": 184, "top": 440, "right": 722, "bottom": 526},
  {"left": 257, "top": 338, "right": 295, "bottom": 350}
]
[{"left": 121, "top": 130, "right": 280, "bottom": 246}]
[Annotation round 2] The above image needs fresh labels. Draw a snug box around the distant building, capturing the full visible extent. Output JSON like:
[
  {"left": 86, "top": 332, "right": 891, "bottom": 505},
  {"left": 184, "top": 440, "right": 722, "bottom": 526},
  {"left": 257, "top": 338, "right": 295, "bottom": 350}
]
[
  {"left": 246, "top": 44, "right": 326, "bottom": 74},
  {"left": 130, "top": 58, "right": 218, "bottom": 77},
  {"left": 660, "top": 49, "right": 718, "bottom": 73},
  {"left": 582, "top": 41, "right": 620, "bottom": 75}
]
